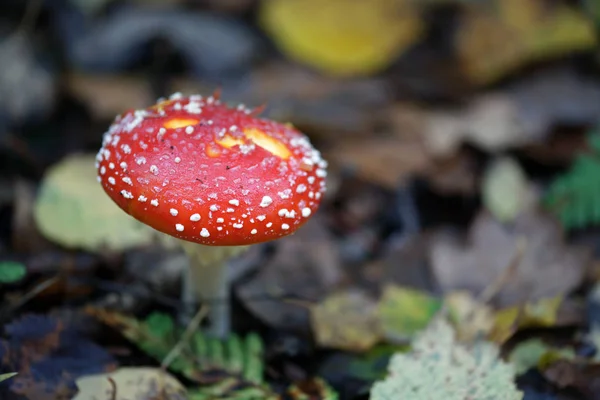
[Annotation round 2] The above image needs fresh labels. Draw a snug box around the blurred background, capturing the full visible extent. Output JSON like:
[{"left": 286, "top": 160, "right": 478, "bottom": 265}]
[{"left": 2, "top": 0, "right": 600, "bottom": 399}]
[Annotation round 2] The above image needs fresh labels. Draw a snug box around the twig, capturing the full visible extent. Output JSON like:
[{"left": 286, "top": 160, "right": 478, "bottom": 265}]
[
  {"left": 476, "top": 236, "right": 527, "bottom": 305},
  {"left": 107, "top": 377, "right": 117, "bottom": 400},
  {"left": 161, "top": 304, "right": 208, "bottom": 370},
  {"left": 0, "top": 276, "right": 59, "bottom": 319}
]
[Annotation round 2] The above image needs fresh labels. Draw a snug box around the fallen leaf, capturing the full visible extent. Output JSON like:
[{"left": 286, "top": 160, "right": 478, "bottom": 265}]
[
  {"left": 33, "top": 153, "right": 158, "bottom": 253},
  {"left": 489, "top": 296, "right": 565, "bottom": 343},
  {"left": 0, "top": 261, "right": 27, "bottom": 283},
  {"left": 482, "top": 156, "right": 534, "bottom": 223},
  {"left": 0, "top": 313, "right": 116, "bottom": 400},
  {"left": 237, "top": 217, "right": 344, "bottom": 332},
  {"left": 310, "top": 289, "right": 381, "bottom": 352},
  {"left": 509, "top": 339, "right": 575, "bottom": 375},
  {"left": 378, "top": 285, "right": 442, "bottom": 343},
  {"left": 445, "top": 290, "right": 495, "bottom": 342},
  {"left": 456, "top": 0, "right": 597, "bottom": 85},
  {"left": 326, "top": 104, "right": 430, "bottom": 189},
  {"left": 423, "top": 94, "right": 531, "bottom": 156},
  {"left": 0, "top": 372, "right": 17, "bottom": 382},
  {"left": 542, "top": 360, "right": 600, "bottom": 398},
  {"left": 286, "top": 377, "right": 339, "bottom": 400},
  {"left": 72, "top": 367, "right": 186, "bottom": 400},
  {"left": 258, "top": 0, "right": 423, "bottom": 77},
  {"left": 430, "top": 209, "right": 590, "bottom": 308},
  {"left": 370, "top": 315, "right": 523, "bottom": 400}
]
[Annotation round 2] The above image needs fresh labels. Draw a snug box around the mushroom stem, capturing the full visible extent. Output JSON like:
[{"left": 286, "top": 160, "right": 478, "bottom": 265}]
[{"left": 179, "top": 241, "right": 248, "bottom": 338}]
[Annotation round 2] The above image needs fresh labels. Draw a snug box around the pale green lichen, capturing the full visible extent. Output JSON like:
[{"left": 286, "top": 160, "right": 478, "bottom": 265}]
[{"left": 370, "top": 316, "right": 523, "bottom": 400}]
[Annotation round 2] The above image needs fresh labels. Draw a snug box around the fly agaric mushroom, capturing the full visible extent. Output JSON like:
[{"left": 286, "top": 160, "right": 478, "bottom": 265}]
[{"left": 95, "top": 92, "right": 327, "bottom": 337}]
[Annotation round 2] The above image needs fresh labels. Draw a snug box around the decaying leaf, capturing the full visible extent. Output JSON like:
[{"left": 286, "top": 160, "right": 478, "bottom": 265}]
[
  {"left": 542, "top": 360, "right": 600, "bottom": 398},
  {"left": 237, "top": 217, "right": 344, "bottom": 332},
  {"left": 509, "top": 338, "right": 575, "bottom": 375},
  {"left": 370, "top": 316, "right": 523, "bottom": 400},
  {"left": 0, "top": 313, "right": 116, "bottom": 400},
  {"left": 423, "top": 94, "right": 531, "bottom": 156},
  {"left": 456, "top": 0, "right": 597, "bottom": 85},
  {"left": 286, "top": 377, "right": 339, "bottom": 400},
  {"left": 430, "top": 210, "right": 590, "bottom": 308},
  {"left": 489, "top": 296, "right": 568, "bottom": 343},
  {"left": 73, "top": 367, "right": 186, "bottom": 400},
  {"left": 259, "top": 0, "right": 423, "bottom": 77},
  {"left": 378, "top": 285, "right": 442, "bottom": 343},
  {"left": 310, "top": 289, "right": 381, "bottom": 352},
  {"left": 33, "top": 153, "right": 158, "bottom": 253},
  {"left": 445, "top": 290, "right": 495, "bottom": 342}
]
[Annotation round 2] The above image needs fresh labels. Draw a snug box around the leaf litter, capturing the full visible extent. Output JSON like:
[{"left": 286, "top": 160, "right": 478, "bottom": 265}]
[{"left": 5, "top": 1, "right": 600, "bottom": 399}]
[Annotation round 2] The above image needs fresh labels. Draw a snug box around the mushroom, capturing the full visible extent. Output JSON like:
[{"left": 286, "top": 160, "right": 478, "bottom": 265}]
[{"left": 95, "top": 92, "right": 328, "bottom": 337}]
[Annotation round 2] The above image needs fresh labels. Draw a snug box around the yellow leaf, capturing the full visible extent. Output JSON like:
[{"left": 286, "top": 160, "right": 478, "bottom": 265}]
[
  {"left": 379, "top": 285, "right": 442, "bottom": 343},
  {"left": 457, "top": 0, "right": 597, "bottom": 84},
  {"left": 489, "top": 296, "right": 563, "bottom": 343},
  {"left": 259, "top": 0, "right": 424, "bottom": 77},
  {"left": 310, "top": 289, "right": 381, "bottom": 352},
  {"left": 445, "top": 291, "right": 495, "bottom": 342}
]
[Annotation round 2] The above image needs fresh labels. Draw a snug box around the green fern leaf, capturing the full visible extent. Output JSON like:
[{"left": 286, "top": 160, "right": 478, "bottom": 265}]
[
  {"left": 544, "top": 130, "right": 600, "bottom": 229},
  {"left": 89, "top": 308, "right": 339, "bottom": 400}
]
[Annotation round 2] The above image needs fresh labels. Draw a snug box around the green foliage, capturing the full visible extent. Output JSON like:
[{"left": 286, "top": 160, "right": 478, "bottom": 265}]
[
  {"left": 121, "top": 311, "right": 271, "bottom": 398},
  {"left": 378, "top": 285, "right": 442, "bottom": 343},
  {"left": 508, "top": 339, "right": 575, "bottom": 375},
  {"left": 91, "top": 309, "right": 338, "bottom": 400},
  {"left": 0, "top": 261, "right": 26, "bottom": 283},
  {"left": 482, "top": 156, "right": 530, "bottom": 223},
  {"left": 544, "top": 129, "right": 600, "bottom": 229},
  {"left": 370, "top": 316, "right": 523, "bottom": 400},
  {"left": 0, "top": 372, "right": 17, "bottom": 382}
]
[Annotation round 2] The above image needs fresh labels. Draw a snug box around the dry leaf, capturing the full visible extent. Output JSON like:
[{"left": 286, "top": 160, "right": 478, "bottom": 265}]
[
  {"left": 430, "top": 210, "right": 590, "bottom": 308},
  {"left": 73, "top": 367, "right": 186, "bottom": 400},
  {"left": 445, "top": 291, "right": 495, "bottom": 342},
  {"left": 310, "top": 289, "right": 381, "bottom": 352},
  {"left": 237, "top": 217, "right": 344, "bottom": 332}
]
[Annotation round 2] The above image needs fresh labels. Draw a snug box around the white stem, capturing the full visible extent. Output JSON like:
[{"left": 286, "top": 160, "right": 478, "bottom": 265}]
[{"left": 179, "top": 242, "right": 248, "bottom": 338}]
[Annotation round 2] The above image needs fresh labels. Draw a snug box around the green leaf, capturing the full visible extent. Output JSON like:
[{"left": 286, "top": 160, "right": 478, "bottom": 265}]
[
  {"left": 33, "top": 154, "right": 157, "bottom": 253},
  {"left": 378, "top": 285, "right": 442, "bottom": 343},
  {"left": 508, "top": 339, "right": 575, "bottom": 375},
  {"left": 0, "top": 372, "right": 17, "bottom": 382},
  {"left": 482, "top": 156, "right": 530, "bottom": 223},
  {"left": 0, "top": 262, "right": 26, "bottom": 283},
  {"left": 347, "top": 344, "right": 407, "bottom": 382},
  {"left": 544, "top": 129, "right": 600, "bottom": 230},
  {"left": 88, "top": 308, "right": 276, "bottom": 399}
]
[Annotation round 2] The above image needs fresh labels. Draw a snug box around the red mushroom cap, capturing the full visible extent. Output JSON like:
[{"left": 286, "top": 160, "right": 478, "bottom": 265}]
[{"left": 95, "top": 92, "right": 327, "bottom": 246}]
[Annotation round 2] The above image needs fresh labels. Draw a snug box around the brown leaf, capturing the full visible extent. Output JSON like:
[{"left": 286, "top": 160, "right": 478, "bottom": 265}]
[
  {"left": 543, "top": 360, "right": 600, "bottom": 399},
  {"left": 430, "top": 209, "right": 590, "bottom": 308},
  {"left": 236, "top": 216, "right": 344, "bottom": 332}
]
